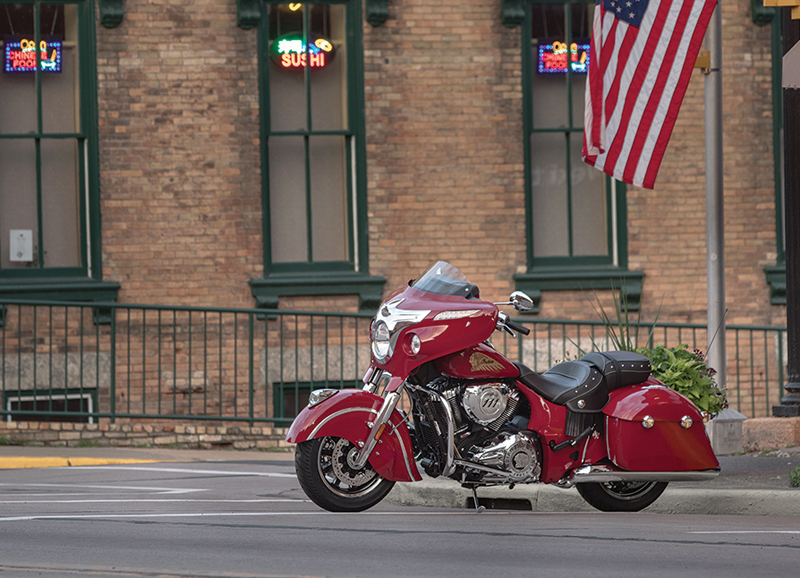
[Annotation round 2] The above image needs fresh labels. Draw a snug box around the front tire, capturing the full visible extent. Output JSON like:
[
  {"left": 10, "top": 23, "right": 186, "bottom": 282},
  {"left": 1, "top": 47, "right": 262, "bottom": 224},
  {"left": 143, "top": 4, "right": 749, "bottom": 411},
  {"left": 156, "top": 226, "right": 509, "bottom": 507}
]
[
  {"left": 576, "top": 481, "right": 668, "bottom": 512},
  {"left": 295, "top": 437, "right": 395, "bottom": 512}
]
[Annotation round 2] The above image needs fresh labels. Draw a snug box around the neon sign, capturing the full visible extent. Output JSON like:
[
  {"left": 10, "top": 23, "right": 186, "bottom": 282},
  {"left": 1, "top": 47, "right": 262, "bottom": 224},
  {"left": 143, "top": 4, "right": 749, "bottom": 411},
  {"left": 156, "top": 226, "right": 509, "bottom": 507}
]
[
  {"left": 270, "top": 33, "right": 335, "bottom": 70},
  {"left": 4, "top": 36, "right": 62, "bottom": 73},
  {"left": 537, "top": 41, "right": 589, "bottom": 74}
]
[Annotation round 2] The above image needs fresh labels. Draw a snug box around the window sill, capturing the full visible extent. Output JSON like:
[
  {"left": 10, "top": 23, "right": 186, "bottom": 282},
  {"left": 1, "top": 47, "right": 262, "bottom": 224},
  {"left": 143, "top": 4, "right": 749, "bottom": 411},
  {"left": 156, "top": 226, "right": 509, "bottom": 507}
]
[
  {"left": 513, "top": 267, "right": 644, "bottom": 314},
  {"left": 250, "top": 271, "right": 386, "bottom": 312},
  {"left": 0, "top": 277, "right": 121, "bottom": 326},
  {"left": 0, "top": 277, "right": 120, "bottom": 301}
]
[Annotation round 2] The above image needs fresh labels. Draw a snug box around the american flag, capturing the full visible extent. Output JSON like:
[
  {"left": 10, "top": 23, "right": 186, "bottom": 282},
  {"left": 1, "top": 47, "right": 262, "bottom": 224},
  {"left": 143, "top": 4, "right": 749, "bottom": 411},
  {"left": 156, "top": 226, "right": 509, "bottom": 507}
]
[{"left": 582, "top": 0, "right": 718, "bottom": 189}]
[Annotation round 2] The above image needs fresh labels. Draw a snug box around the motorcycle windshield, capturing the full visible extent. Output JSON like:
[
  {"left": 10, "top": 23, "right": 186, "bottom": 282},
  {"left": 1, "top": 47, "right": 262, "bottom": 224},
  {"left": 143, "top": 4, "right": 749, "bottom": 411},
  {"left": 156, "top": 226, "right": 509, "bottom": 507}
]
[{"left": 411, "top": 261, "right": 479, "bottom": 298}]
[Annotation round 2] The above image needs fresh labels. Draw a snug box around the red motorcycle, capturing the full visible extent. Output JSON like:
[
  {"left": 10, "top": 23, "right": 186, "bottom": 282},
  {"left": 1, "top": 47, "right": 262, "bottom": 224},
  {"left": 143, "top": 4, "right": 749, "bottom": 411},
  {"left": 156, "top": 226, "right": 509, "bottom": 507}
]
[{"left": 286, "top": 262, "right": 719, "bottom": 512}]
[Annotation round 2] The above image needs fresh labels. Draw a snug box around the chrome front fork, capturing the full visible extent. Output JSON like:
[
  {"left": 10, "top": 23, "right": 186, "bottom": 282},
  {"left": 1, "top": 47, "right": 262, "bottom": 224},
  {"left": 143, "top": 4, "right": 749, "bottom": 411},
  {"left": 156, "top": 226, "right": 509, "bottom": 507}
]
[{"left": 353, "top": 389, "right": 401, "bottom": 469}]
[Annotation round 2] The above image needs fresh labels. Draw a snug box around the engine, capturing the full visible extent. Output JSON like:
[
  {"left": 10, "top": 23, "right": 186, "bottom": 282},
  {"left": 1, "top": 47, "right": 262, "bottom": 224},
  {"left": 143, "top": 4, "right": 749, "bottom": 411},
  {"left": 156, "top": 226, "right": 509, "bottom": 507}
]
[{"left": 412, "top": 377, "right": 541, "bottom": 485}]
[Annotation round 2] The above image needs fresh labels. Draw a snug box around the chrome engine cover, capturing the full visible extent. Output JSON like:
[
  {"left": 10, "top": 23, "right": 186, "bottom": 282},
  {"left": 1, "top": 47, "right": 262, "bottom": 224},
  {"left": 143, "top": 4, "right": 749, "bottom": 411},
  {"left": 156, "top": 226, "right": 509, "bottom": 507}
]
[
  {"left": 462, "top": 383, "right": 509, "bottom": 425},
  {"left": 467, "top": 432, "right": 541, "bottom": 483}
]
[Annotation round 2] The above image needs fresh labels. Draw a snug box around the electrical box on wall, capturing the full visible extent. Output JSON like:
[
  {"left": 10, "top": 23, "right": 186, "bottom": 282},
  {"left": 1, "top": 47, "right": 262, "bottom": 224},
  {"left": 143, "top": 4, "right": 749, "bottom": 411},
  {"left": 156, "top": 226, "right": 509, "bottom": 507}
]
[{"left": 9, "top": 230, "right": 33, "bottom": 262}]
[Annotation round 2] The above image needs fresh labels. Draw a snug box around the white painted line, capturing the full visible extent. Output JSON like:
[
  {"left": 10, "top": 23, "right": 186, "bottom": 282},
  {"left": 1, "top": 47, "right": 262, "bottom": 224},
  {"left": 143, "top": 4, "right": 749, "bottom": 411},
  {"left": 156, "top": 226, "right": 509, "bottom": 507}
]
[
  {"left": 0, "top": 510, "right": 524, "bottom": 523},
  {"left": 0, "top": 499, "right": 307, "bottom": 504},
  {"left": 689, "top": 530, "right": 800, "bottom": 535},
  {"left": 0, "top": 482, "right": 203, "bottom": 495},
  {"left": 69, "top": 466, "right": 296, "bottom": 477}
]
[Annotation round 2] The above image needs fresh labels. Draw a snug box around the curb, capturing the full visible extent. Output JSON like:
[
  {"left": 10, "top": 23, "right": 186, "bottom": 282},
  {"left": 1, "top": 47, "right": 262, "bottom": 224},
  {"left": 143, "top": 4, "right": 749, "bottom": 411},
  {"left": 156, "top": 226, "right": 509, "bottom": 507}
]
[{"left": 384, "top": 476, "right": 800, "bottom": 516}]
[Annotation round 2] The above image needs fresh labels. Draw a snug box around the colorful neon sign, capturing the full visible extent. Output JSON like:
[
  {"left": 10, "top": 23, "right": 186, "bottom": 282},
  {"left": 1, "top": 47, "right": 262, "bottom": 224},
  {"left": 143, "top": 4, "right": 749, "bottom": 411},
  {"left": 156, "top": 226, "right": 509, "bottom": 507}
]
[
  {"left": 4, "top": 36, "right": 62, "bottom": 73},
  {"left": 270, "top": 33, "right": 335, "bottom": 70},
  {"left": 537, "top": 41, "right": 589, "bottom": 74}
]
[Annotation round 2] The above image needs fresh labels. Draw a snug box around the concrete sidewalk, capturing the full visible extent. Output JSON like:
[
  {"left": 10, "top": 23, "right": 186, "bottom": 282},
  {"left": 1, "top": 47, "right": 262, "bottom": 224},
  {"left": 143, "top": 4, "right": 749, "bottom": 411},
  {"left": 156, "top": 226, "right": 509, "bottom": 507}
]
[
  {"left": 1, "top": 445, "right": 797, "bottom": 516},
  {"left": 385, "top": 450, "right": 800, "bottom": 516}
]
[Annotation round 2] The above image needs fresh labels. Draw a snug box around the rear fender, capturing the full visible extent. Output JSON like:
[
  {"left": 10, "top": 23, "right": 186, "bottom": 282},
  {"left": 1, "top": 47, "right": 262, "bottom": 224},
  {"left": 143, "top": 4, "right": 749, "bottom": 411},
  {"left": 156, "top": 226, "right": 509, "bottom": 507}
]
[{"left": 286, "top": 389, "right": 421, "bottom": 482}]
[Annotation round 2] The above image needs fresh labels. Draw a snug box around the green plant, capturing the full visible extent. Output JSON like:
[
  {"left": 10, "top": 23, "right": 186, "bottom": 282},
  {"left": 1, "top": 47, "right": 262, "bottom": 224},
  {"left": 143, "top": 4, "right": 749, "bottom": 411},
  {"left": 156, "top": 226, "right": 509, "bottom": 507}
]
[
  {"left": 586, "top": 287, "right": 727, "bottom": 416},
  {"left": 589, "top": 287, "right": 660, "bottom": 352},
  {"left": 791, "top": 466, "right": 800, "bottom": 488},
  {"left": 641, "top": 343, "right": 727, "bottom": 415}
]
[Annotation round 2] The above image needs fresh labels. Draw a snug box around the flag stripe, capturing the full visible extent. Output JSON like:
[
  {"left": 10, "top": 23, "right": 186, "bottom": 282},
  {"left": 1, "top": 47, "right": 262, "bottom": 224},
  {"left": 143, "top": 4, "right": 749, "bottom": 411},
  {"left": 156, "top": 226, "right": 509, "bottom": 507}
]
[
  {"left": 641, "top": 0, "right": 717, "bottom": 188},
  {"left": 602, "top": 0, "right": 673, "bottom": 179},
  {"left": 582, "top": 0, "right": 718, "bottom": 189},
  {"left": 622, "top": 0, "right": 692, "bottom": 184}
]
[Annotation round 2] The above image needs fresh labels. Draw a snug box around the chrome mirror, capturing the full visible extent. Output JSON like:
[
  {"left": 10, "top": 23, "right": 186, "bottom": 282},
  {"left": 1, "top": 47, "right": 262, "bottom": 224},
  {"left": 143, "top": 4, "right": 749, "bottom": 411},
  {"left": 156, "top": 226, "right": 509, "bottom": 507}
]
[{"left": 509, "top": 291, "right": 534, "bottom": 312}]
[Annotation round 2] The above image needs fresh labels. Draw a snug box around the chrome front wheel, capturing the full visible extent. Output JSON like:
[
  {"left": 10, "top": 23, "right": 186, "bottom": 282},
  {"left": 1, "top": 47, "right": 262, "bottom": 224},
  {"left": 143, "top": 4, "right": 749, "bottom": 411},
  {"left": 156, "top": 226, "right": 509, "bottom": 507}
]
[{"left": 295, "top": 437, "right": 395, "bottom": 512}]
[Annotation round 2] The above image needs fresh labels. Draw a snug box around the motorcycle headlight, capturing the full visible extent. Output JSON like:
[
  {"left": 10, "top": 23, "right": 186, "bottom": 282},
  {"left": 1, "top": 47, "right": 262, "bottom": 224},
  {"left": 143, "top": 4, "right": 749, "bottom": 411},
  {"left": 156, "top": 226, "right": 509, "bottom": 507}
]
[{"left": 371, "top": 320, "right": 392, "bottom": 361}]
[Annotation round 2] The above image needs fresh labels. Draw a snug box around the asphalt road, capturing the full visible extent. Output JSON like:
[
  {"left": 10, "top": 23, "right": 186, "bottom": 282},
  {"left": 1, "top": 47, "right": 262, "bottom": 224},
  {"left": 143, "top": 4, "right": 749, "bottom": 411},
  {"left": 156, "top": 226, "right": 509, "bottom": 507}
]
[{"left": 1, "top": 457, "right": 799, "bottom": 578}]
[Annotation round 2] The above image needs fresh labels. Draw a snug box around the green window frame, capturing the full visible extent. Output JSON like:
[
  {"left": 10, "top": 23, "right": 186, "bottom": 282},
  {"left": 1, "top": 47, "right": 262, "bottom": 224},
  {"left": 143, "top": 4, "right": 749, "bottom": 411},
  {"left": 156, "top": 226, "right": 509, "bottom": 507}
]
[
  {"left": 753, "top": 2, "right": 786, "bottom": 305},
  {"left": 248, "top": 0, "right": 384, "bottom": 311},
  {"left": 0, "top": 0, "right": 119, "bottom": 305},
  {"left": 514, "top": 0, "right": 642, "bottom": 313}
]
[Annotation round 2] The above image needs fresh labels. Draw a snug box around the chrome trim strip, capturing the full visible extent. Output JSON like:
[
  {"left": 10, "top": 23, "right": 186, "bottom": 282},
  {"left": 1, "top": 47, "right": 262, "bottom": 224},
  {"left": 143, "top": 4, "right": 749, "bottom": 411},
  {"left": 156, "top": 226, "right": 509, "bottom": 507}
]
[
  {"left": 308, "top": 407, "right": 378, "bottom": 439},
  {"left": 453, "top": 459, "right": 510, "bottom": 479},
  {"left": 559, "top": 466, "right": 721, "bottom": 488},
  {"left": 390, "top": 425, "right": 416, "bottom": 480}
]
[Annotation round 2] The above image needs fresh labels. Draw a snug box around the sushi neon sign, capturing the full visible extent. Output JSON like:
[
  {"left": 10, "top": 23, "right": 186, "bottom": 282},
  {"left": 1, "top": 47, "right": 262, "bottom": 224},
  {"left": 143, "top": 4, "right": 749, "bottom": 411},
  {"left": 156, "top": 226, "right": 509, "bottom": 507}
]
[{"left": 271, "top": 33, "right": 335, "bottom": 70}]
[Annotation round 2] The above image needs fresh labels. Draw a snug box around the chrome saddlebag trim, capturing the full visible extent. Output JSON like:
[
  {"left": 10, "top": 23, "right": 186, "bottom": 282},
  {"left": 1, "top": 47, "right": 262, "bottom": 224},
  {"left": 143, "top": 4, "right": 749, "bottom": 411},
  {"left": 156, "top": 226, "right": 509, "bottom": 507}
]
[{"left": 558, "top": 465, "right": 721, "bottom": 488}]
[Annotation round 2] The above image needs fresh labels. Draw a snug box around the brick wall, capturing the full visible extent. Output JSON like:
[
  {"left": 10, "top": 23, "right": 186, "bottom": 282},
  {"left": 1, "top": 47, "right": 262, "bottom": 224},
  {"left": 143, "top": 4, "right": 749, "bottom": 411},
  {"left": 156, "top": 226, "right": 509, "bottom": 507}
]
[
  {"left": 363, "top": 0, "right": 526, "bottom": 301},
  {"left": 97, "top": 0, "right": 263, "bottom": 308},
  {"left": 93, "top": 0, "right": 784, "bottom": 327}
]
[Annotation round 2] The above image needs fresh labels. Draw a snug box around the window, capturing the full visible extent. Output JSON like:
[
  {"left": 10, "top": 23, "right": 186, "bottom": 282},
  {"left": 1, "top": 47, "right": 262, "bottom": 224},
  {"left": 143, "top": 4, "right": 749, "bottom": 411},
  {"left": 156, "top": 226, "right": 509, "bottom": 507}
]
[
  {"left": 514, "top": 0, "right": 642, "bottom": 312},
  {"left": 249, "top": 1, "right": 384, "bottom": 311},
  {"left": 0, "top": 1, "right": 118, "bottom": 304},
  {"left": 4, "top": 388, "right": 97, "bottom": 423}
]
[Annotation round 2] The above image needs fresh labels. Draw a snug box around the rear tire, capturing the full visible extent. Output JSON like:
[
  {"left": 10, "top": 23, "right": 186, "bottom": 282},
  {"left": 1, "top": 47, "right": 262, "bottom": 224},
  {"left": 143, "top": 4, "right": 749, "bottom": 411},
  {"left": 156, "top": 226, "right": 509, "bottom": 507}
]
[
  {"left": 576, "top": 481, "right": 668, "bottom": 512},
  {"left": 295, "top": 437, "right": 395, "bottom": 512}
]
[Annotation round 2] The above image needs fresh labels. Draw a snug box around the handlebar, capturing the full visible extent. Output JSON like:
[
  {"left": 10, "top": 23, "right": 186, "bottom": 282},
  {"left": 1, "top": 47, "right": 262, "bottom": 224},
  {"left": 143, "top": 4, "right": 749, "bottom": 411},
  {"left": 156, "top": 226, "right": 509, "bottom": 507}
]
[
  {"left": 505, "top": 318, "right": 530, "bottom": 336},
  {"left": 496, "top": 312, "right": 531, "bottom": 336}
]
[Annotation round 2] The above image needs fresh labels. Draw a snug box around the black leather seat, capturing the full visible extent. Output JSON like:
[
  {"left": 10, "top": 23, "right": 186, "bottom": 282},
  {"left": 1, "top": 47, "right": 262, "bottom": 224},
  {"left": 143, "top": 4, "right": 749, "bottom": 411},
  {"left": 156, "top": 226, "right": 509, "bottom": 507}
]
[
  {"left": 580, "top": 351, "right": 651, "bottom": 390},
  {"left": 514, "top": 351, "right": 651, "bottom": 413},
  {"left": 515, "top": 360, "right": 606, "bottom": 413}
]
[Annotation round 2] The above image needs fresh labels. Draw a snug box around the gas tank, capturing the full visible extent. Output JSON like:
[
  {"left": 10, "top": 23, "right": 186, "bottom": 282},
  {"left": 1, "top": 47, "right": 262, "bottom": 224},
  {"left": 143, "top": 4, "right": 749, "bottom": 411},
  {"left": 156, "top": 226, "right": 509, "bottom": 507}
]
[{"left": 435, "top": 342, "right": 519, "bottom": 379}]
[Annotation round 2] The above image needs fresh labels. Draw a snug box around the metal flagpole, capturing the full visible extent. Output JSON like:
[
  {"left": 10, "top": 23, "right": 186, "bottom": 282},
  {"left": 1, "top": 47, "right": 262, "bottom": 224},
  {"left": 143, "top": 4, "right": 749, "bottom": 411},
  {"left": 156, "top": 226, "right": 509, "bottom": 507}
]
[{"left": 705, "top": 3, "right": 726, "bottom": 387}]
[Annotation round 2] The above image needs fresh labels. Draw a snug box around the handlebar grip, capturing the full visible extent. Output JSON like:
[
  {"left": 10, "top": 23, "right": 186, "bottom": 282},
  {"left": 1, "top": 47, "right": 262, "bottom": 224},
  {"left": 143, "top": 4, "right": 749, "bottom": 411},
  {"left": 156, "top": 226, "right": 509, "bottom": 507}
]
[{"left": 505, "top": 319, "right": 530, "bottom": 336}]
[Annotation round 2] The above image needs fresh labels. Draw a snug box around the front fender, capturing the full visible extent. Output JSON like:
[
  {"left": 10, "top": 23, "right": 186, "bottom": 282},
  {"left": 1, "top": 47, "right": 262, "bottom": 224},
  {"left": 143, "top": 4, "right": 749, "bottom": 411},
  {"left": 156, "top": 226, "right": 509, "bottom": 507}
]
[{"left": 285, "top": 389, "right": 421, "bottom": 482}]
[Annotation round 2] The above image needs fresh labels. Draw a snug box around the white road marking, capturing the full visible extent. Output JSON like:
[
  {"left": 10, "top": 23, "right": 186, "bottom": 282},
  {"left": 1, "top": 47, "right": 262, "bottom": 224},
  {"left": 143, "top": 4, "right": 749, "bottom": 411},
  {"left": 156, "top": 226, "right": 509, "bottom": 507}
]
[
  {"left": 689, "top": 530, "right": 800, "bottom": 535},
  {"left": 68, "top": 466, "right": 296, "bottom": 477},
  {"left": 0, "top": 483, "right": 202, "bottom": 495},
  {"left": 0, "top": 510, "right": 511, "bottom": 523},
  {"left": 0, "top": 499, "right": 307, "bottom": 504}
]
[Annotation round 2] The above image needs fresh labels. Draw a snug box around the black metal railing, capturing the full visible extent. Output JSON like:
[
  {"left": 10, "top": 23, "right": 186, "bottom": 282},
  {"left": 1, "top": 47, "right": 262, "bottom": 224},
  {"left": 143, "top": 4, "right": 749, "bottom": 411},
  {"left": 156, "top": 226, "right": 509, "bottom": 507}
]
[{"left": 0, "top": 300, "right": 787, "bottom": 424}]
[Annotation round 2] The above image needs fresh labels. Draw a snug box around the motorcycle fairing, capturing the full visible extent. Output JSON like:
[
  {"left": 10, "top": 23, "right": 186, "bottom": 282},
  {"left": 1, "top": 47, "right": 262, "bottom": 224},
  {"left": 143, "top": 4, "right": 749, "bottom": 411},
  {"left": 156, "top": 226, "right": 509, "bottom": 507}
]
[
  {"left": 285, "top": 389, "right": 422, "bottom": 482},
  {"left": 373, "top": 285, "right": 498, "bottom": 378}
]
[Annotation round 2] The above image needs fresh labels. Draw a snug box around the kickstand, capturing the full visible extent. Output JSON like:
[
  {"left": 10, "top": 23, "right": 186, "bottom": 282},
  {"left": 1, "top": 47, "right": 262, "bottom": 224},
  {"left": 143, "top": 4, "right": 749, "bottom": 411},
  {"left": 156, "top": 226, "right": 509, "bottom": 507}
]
[{"left": 471, "top": 487, "right": 486, "bottom": 513}]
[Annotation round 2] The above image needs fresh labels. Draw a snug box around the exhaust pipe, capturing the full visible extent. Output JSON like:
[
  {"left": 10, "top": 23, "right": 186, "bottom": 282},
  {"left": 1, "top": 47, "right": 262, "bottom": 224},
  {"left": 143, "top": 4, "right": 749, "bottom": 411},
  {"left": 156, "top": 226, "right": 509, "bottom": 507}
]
[{"left": 558, "top": 465, "right": 721, "bottom": 488}]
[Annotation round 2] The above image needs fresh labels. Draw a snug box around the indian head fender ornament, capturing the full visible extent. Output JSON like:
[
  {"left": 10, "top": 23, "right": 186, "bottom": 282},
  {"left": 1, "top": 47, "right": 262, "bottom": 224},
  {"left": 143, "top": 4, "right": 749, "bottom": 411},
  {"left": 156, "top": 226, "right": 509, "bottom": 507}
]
[{"left": 469, "top": 352, "right": 505, "bottom": 373}]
